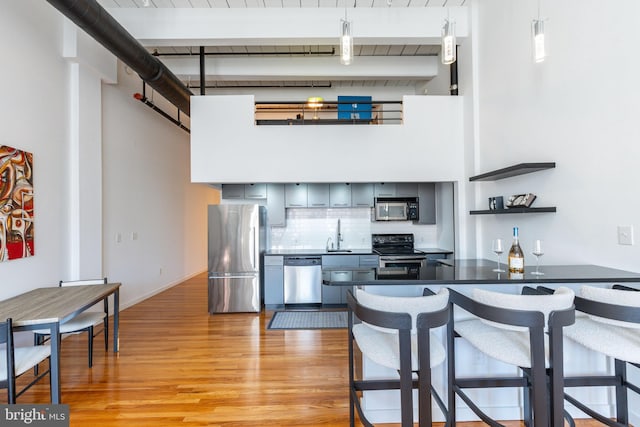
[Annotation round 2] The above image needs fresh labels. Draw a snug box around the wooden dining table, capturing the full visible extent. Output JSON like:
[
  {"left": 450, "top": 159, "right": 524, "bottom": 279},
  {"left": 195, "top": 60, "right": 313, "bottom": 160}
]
[{"left": 0, "top": 282, "right": 121, "bottom": 403}]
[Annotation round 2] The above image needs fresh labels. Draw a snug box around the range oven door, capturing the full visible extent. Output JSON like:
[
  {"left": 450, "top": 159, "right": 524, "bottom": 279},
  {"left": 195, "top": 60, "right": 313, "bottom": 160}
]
[{"left": 379, "top": 256, "right": 426, "bottom": 269}]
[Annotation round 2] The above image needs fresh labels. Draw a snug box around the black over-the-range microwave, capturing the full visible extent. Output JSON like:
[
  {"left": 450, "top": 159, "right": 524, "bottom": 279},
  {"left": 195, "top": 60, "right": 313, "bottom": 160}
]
[{"left": 374, "top": 197, "right": 419, "bottom": 221}]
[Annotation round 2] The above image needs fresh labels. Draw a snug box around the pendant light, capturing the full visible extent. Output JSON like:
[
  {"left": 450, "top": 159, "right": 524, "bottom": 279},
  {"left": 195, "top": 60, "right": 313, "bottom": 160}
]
[
  {"left": 340, "top": 0, "right": 354, "bottom": 65},
  {"left": 532, "top": 0, "right": 547, "bottom": 63},
  {"left": 340, "top": 19, "right": 353, "bottom": 65},
  {"left": 441, "top": 18, "right": 456, "bottom": 65},
  {"left": 532, "top": 19, "right": 546, "bottom": 62}
]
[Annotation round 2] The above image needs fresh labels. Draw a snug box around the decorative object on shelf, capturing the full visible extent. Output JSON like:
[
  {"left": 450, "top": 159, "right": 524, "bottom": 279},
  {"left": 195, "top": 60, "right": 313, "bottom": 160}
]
[
  {"left": 469, "top": 162, "right": 556, "bottom": 215},
  {"left": 441, "top": 15, "right": 456, "bottom": 65},
  {"left": 488, "top": 196, "right": 504, "bottom": 210},
  {"left": 506, "top": 193, "right": 537, "bottom": 209}
]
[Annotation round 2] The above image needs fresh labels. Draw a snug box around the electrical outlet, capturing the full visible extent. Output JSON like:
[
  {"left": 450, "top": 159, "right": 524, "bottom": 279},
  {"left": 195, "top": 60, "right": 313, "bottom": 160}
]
[{"left": 617, "top": 225, "right": 634, "bottom": 245}]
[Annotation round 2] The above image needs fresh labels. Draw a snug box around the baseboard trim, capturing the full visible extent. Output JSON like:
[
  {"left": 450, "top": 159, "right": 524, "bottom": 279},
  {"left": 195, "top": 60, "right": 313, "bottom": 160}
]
[{"left": 117, "top": 270, "right": 206, "bottom": 312}]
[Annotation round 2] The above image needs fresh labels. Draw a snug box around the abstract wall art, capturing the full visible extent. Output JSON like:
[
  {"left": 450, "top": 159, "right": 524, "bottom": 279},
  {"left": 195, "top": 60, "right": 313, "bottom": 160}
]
[{"left": 0, "top": 145, "right": 34, "bottom": 261}]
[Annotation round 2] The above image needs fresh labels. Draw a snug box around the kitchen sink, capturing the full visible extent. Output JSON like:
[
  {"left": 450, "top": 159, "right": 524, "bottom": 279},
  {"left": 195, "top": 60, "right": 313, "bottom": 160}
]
[{"left": 326, "top": 249, "right": 352, "bottom": 253}]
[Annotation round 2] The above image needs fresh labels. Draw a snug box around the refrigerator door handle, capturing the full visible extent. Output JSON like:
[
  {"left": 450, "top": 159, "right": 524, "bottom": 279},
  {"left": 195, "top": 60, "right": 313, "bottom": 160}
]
[
  {"left": 251, "top": 226, "right": 256, "bottom": 270},
  {"left": 209, "top": 274, "right": 257, "bottom": 280}
]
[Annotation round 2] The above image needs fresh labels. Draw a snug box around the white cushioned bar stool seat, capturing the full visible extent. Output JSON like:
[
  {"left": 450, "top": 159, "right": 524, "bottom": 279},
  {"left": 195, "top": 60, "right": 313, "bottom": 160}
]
[
  {"left": 346, "top": 288, "right": 451, "bottom": 427},
  {"left": 561, "top": 285, "right": 640, "bottom": 426},
  {"left": 447, "top": 287, "right": 575, "bottom": 427}
]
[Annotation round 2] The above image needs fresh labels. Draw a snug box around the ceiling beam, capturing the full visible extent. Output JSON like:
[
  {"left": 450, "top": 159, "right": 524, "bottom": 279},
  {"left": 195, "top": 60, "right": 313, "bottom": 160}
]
[
  {"left": 161, "top": 55, "right": 439, "bottom": 81},
  {"left": 107, "top": 7, "right": 469, "bottom": 47}
]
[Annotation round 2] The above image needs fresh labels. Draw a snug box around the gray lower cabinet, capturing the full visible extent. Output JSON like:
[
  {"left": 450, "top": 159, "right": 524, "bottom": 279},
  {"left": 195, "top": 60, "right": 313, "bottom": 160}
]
[
  {"left": 359, "top": 254, "right": 379, "bottom": 267},
  {"left": 264, "top": 256, "right": 284, "bottom": 306},
  {"left": 322, "top": 271, "right": 351, "bottom": 305},
  {"left": 322, "top": 255, "right": 374, "bottom": 305}
]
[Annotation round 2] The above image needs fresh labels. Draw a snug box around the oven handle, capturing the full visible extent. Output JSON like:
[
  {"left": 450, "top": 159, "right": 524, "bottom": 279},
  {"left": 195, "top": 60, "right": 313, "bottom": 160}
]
[{"left": 379, "top": 256, "right": 427, "bottom": 262}]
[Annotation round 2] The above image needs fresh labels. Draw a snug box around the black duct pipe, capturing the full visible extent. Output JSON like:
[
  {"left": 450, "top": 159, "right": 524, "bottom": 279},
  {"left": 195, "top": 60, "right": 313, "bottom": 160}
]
[{"left": 46, "top": 0, "right": 193, "bottom": 115}]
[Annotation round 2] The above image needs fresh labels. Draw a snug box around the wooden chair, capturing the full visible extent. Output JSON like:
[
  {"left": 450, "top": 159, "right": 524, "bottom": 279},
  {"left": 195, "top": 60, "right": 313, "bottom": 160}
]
[
  {"left": 34, "top": 278, "right": 109, "bottom": 368},
  {"left": 346, "top": 288, "right": 451, "bottom": 426},
  {"left": 447, "top": 287, "right": 575, "bottom": 427},
  {"left": 1, "top": 318, "right": 51, "bottom": 403},
  {"left": 560, "top": 285, "right": 640, "bottom": 426}
]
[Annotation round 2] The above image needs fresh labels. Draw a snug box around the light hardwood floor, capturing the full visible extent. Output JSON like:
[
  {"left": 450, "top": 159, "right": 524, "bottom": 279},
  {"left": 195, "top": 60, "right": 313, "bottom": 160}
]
[{"left": 11, "top": 273, "right": 603, "bottom": 426}]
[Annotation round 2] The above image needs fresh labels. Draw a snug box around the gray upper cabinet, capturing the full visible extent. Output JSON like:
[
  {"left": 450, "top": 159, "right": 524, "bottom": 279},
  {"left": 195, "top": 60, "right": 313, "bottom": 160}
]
[
  {"left": 244, "top": 183, "right": 267, "bottom": 199},
  {"left": 266, "top": 184, "right": 286, "bottom": 227},
  {"left": 396, "top": 183, "right": 418, "bottom": 197},
  {"left": 351, "top": 183, "right": 374, "bottom": 207},
  {"left": 329, "top": 184, "right": 351, "bottom": 208},
  {"left": 285, "top": 183, "right": 308, "bottom": 208},
  {"left": 307, "top": 184, "right": 330, "bottom": 208},
  {"left": 417, "top": 183, "right": 436, "bottom": 224},
  {"left": 374, "top": 183, "right": 396, "bottom": 198},
  {"left": 221, "top": 184, "right": 245, "bottom": 199}
]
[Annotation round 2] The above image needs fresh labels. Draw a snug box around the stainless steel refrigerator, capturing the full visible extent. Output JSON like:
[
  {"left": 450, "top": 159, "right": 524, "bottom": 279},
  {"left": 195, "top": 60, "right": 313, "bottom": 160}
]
[{"left": 208, "top": 204, "right": 265, "bottom": 313}]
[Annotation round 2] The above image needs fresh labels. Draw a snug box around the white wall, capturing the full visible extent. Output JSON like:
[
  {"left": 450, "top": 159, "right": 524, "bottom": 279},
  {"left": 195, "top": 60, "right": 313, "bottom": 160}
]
[
  {"left": 472, "top": 0, "right": 640, "bottom": 271},
  {"left": 473, "top": 0, "right": 640, "bottom": 421},
  {"left": 0, "top": 1, "right": 68, "bottom": 298},
  {"left": 191, "top": 94, "right": 465, "bottom": 183},
  {"left": 102, "top": 62, "right": 218, "bottom": 307},
  {"left": 0, "top": 1, "right": 217, "bottom": 309}
]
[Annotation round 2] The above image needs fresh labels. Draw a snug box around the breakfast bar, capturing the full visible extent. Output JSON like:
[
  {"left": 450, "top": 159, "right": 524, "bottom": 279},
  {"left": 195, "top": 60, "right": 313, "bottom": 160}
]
[
  {"left": 322, "top": 259, "right": 640, "bottom": 286},
  {"left": 327, "top": 260, "right": 640, "bottom": 424}
]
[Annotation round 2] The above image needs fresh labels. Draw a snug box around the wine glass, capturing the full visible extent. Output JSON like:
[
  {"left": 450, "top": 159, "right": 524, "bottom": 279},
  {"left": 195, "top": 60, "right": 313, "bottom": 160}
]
[
  {"left": 531, "top": 239, "right": 544, "bottom": 275},
  {"left": 492, "top": 239, "right": 505, "bottom": 272}
]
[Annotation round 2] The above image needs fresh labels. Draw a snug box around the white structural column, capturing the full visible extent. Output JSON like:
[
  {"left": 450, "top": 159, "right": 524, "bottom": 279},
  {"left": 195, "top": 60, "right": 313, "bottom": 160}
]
[{"left": 63, "top": 19, "right": 117, "bottom": 279}]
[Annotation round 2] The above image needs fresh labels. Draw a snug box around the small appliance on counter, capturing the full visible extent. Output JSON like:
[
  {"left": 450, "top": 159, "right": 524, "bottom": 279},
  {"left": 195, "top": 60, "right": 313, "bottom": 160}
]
[{"left": 207, "top": 204, "right": 266, "bottom": 313}]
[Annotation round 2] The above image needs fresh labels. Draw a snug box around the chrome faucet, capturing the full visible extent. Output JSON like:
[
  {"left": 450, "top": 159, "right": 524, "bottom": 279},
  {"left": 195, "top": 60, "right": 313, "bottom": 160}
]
[
  {"left": 337, "top": 219, "right": 343, "bottom": 250},
  {"left": 326, "top": 237, "right": 334, "bottom": 251}
]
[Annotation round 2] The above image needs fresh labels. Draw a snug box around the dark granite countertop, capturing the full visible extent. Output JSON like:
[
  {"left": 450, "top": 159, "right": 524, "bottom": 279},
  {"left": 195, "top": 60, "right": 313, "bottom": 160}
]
[
  {"left": 263, "top": 248, "right": 454, "bottom": 256},
  {"left": 322, "top": 259, "right": 640, "bottom": 285}
]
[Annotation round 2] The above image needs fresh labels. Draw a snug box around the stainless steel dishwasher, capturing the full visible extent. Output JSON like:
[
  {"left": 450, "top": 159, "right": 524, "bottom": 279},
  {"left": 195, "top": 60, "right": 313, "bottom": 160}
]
[{"left": 283, "top": 256, "right": 322, "bottom": 304}]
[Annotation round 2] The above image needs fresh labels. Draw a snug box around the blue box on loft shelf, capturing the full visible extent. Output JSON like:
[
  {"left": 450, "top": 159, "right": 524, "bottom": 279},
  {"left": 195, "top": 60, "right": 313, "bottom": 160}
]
[{"left": 337, "top": 96, "right": 372, "bottom": 120}]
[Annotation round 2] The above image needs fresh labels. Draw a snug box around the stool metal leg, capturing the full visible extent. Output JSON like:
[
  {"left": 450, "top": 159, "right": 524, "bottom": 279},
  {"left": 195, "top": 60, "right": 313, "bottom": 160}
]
[{"left": 614, "top": 359, "right": 628, "bottom": 425}]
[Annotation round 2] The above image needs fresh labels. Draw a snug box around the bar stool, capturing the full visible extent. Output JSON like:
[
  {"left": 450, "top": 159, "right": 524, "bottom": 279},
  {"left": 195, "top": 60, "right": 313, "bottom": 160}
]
[
  {"left": 560, "top": 285, "right": 640, "bottom": 426},
  {"left": 346, "top": 288, "right": 450, "bottom": 426},
  {"left": 447, "top": 287, "right": 575, "bottom": 427}
]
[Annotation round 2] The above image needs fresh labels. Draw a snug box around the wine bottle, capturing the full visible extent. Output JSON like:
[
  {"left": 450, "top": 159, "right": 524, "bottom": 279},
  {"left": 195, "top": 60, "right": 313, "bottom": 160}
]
[{"left": 508, "top": 226, "right": 525, "bottom": 275}]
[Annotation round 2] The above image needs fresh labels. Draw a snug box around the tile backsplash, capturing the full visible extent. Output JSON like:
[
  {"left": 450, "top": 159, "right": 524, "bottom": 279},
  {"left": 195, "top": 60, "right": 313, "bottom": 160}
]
[{"left": 268, "top": 208, "right": 438, "bottom": 250}]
